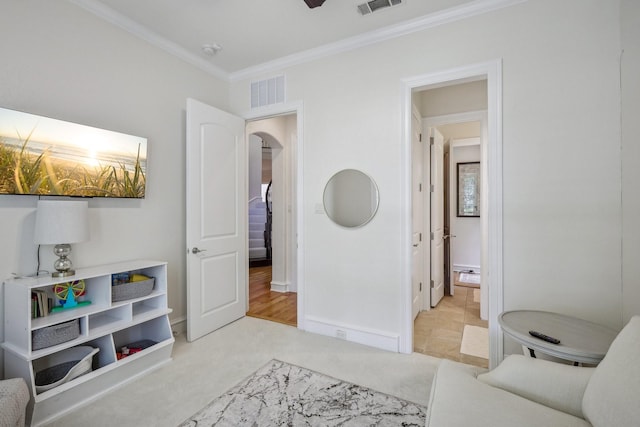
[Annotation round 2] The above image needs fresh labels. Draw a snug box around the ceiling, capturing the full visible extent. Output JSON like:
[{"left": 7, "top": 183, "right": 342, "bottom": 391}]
[{"left": 68, "top": 0, "right": 506, "bottom": 80}]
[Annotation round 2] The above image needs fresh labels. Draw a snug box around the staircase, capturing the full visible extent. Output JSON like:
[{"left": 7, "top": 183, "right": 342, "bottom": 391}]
[
  {"left": 249, "top": 181, "right": 272, "bottom": 267},
  {"left": 249, "top": 201, "right": 268, "bottom": 260}
]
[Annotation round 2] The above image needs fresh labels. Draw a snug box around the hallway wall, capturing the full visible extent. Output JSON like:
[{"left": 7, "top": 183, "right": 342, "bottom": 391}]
[{"left": 449, "top": 141, "right": 481, "bottom": 273}]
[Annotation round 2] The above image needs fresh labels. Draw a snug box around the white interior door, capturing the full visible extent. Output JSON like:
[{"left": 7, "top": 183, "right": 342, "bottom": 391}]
[
  {"left": 411, "top": 106, "right": 424, "bottom": 319},
  {"left": 186, "top": 98, "right": 247, "bottom": 342},
  {"left": 430, "top": 127, "right": 445, "bottom": 307}
]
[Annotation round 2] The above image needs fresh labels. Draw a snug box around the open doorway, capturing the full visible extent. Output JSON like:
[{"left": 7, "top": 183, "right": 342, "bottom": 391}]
[
  {"left": 245, "top": 114, "right": 298, "bottom": 327},
  {"left": 407, "top": 72, "right": 499, "bottom": 367}
]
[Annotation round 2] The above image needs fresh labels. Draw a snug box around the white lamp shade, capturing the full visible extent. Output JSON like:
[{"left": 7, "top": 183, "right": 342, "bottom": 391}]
[{"left": 34, "top": 200, "right": 90, "bottom": 245}]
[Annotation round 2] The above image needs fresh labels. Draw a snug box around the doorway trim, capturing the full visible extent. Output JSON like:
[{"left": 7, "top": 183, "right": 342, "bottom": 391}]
[
  {"left": 243, "top": 101, "right": 305, "bottom": 330},
  {"left": 400, "top": 60, "right": 504, "bottom": 368}
]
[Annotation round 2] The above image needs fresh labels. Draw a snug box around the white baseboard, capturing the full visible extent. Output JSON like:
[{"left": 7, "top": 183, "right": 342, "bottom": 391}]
[
  {"left": 453, "top": 264, "right": 481, "bottom": 274},
  {"left": 270, "top": 281, "right": 289, "bottom": 293},
  {"left": 170, "top": 316, "right": 186, "bottom": 335},
  {"left": 304, "top": 316, "right": 399, "bottom": 352}
]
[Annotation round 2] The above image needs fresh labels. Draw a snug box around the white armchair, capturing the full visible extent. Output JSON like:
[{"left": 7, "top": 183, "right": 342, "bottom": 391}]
[
  {"left": 0, "top": 378, "right": 29, "bottom": 427},
  {"left": 425, "top": 315, "right": 640, "bottom": 427}
]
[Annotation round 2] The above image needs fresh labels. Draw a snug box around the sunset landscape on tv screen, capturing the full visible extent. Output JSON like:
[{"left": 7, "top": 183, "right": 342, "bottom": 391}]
[{"left": 0, "top": 107, "right": 147, "bottom": 198}]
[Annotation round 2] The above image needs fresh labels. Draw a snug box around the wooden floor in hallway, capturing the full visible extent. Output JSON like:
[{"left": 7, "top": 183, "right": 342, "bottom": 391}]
[
  {"left": 247, "top": 267, "right": 486, "bottom": 367},
  {"left": 413, "top": 276, "right": 489, "bottom": 368},
  {"left": 247, "top": 266, "right": 297, "bottom": 327}
]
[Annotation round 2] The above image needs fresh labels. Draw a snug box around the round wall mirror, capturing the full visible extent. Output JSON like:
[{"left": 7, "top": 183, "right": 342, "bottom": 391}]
[{"left": 323, "top": 169, "right": 380, "bottom": 228}]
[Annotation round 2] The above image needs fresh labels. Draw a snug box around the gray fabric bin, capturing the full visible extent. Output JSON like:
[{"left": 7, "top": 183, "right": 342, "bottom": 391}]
[
  {"left": 32, "top": 319, "right": 80, "bottom": 350},
  {"left": 112, "top": 278, "right": 155, "bottom": 302}
]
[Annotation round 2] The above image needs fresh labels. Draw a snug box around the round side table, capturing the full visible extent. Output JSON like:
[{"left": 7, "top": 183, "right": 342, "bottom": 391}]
[{"left": 498, "top": 310, "right": 617, "bottom": 365}]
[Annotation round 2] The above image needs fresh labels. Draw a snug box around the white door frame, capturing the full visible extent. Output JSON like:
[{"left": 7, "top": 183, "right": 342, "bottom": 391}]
[
  {"left": 243, "top": 101, "right": 305, "bottom": 330},
  {"left": 400, "top": 60, "right": 504, "bottom": 368}
]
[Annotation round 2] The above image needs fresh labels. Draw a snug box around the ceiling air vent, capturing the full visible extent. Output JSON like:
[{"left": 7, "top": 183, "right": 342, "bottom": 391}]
[
  {"left": 358, "top": 0, "right": 402, "bottom": 15},
  {"left": 251, "top": 75, "right": 285, "bottom": 109}
]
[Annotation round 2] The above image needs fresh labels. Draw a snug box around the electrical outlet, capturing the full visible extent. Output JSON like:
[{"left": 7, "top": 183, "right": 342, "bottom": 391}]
[{"left": 336, "top": 329, "right": 347, "bottom": 340}]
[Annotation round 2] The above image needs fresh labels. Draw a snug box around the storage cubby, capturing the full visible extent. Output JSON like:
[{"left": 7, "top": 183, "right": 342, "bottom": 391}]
[
  {"left": 85, "top": 335, "right": 116, "bottom": 369},
  {"left": 88, "top": 305, "right": 131, "bottom": 335},
  {"left": 132, "top": 295, "right": 167, "bottom": 320},
  {"left": 2, "top": 260, "right": 174, "bottom": 426},
  {"left": 113, "top": 316, "right": 171, "bottom": 350}
]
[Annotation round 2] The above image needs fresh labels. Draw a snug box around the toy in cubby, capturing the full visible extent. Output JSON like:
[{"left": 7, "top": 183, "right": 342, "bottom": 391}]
[{"left": 50, "top": 280, "right": 91, "bottom": 313}]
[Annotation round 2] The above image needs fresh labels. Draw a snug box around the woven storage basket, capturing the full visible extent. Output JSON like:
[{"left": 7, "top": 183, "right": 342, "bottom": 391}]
[
  {"left": 32, "top": 319, "right": 80, "bottom": 351},
  {"left": 112, "top": 277, "right": 155, "bottom": 302}
]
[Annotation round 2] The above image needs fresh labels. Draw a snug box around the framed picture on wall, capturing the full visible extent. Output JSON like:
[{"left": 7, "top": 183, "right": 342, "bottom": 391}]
[{"left": 457, "top": 162, "right": 480, "bottom": 217}]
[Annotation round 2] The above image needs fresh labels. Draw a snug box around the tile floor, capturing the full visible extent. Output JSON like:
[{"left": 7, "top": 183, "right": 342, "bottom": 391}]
[{"left": 414, "top": 281, "right": 489, "bottom": 368}]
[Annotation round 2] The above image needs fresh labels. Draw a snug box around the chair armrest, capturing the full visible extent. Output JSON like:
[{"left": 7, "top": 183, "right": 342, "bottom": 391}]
[
  {"left": 0, "top": 378, "right": 30, "bottom": 427},
  {"left": 477, "top": 355, "right": 593, "bottom": 418}
]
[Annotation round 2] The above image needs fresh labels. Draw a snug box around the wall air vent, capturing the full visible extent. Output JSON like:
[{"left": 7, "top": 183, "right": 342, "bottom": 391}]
[
  {"left": 358, "top": 0, "right": 402, "bottom": 15},
  {"left": 251, "top": 75, "right": 285, "bottom": 109}
]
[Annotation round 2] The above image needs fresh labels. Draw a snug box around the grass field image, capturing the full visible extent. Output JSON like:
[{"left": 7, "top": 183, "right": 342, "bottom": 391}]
[{"left": 0, "top": 107, "right": 147, "bottom": 198}]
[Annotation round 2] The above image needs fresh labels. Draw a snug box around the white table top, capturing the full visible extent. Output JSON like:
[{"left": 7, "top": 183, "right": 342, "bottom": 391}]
[{"left": 498, "top": 310, "right": 618, "bottom": 364}]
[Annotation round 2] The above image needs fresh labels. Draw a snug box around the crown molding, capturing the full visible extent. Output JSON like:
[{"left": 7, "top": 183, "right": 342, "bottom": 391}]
[
  {"left": 68, "top": 0, "right": 526, "bottom": 83},
  {"left": 68, "top": 0, "right": 229, "bottom": 81},
  {"left": 228, "top": 0, "right": 527, "bottom": 82}
]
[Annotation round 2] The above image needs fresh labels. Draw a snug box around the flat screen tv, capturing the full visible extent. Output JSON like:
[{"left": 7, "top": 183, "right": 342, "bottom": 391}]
[{"left": 0, "top": 107, "right": 147, "bottom": 198}]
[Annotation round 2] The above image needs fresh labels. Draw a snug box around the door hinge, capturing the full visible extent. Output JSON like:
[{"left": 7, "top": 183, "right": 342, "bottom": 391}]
[
  {"left": 419, "top": 282, "right": 422, "bottom": 291},
  {"left": 418, "top": 183, "right": 422, "bottom": 192},
  {"left": 430, "top": 136, "right": 435, "bottom": 145},
  {"left": 430, "top": 232, "right": 434, "bottom": 240},
  {"left": 419, "top": 133, "right": 422, "bottom": 142},
  {"left": 419, "top": 233, "right": 422, "bottom": 242},
  {"left": 430, "top": 184, "right": 434, "bottom": 192},
  {"left": 430, "top": 280, "right": 435, "bottom": 289}
]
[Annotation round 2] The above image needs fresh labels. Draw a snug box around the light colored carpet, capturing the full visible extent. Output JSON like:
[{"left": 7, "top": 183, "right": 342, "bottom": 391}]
[
  {"left": 179, "top": 359, "right": 427, "bottom": 426},
  {"left": 460, "top": 325, "right": 489, "bottom": 359},
  {"left": 48, "top": 317, "right": 440, "bottom": 427}
]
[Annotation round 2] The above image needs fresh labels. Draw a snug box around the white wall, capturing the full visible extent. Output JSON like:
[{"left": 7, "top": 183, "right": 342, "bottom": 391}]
[
  {"left": 248, "top": 135, "right": 263, "bottom": 202},
  {"left": 418, "top": 80, "right": 487, "bottom": 117},
  {"left": 231, "top": 0, "right": 625, "bottom": 349},
  {"left": 622, "top": 0, "right": 640, "bottom": 323},
  {"left": 449, "top": 141, "right": 481, "bottom": 272},
  {"left": 0, "top": 0, "right": 229, "bottom": 371}
]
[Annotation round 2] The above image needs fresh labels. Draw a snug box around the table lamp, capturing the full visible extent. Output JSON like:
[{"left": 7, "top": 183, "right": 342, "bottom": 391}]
[{"left": 34, "top": 200, "right": 89, "bottom": 277}]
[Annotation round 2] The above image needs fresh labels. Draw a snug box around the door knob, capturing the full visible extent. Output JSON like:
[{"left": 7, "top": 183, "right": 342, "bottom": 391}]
[
  {"left": 192, "top": 247, "right": 207, "bottom": 254},
  {"left": 443, "top": 235, "right": 456, "bottom": 240}
]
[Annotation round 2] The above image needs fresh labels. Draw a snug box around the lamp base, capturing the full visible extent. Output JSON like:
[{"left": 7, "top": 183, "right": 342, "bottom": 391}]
[
  {"left": 52, "top": 244, "right": 75, "bottom": 278},
  {"left": 52, "top": 269, "right": 76, "bottom": 278}
]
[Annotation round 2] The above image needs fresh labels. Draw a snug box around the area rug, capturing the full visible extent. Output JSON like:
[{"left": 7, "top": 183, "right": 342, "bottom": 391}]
[
  {"left": 178, "top": 359, "right": 426, "bottom": 426},
  {"left": 460, "top": 325, "right": 489, "bottom": 359},
  {"left": 458, "top": 272, "right": 480, "bottom": 286}
]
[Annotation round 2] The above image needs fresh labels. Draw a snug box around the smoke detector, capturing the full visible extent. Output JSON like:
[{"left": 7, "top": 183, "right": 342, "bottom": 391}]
[
  {"left": 358, "top": 0, "right": 402, "bottom": 15},
  {"left": 201, "top": 43, "right": 223, "bottom": 57}
]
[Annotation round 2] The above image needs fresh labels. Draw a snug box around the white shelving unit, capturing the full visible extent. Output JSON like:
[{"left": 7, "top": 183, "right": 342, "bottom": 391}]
[{"left": 2, "top": 260, "right": 174, "bottom": 426}]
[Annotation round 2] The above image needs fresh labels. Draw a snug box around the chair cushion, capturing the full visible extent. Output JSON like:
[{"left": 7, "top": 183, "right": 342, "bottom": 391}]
[
  {"left": 478, "top": 355, "right": 593, "bottom": 418},
  {"left": 426, "top": 359, "right": 590, "bottom": 427},
  {"left": 582, "top": 315, "right": 640, "bottom": 427},
  {"left": 0, "top": 378, "right": 30, "bottom": 427}
]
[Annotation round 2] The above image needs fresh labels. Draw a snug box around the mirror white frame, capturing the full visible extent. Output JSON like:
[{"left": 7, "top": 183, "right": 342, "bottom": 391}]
[{"left": 323, "top": 169, "right": 379, "bottom": 228}]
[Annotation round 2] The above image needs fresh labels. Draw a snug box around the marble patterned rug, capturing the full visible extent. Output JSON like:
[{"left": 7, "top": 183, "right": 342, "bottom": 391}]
[{"left": 178, "top": 359, "right": 426, "bottom": 426}]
